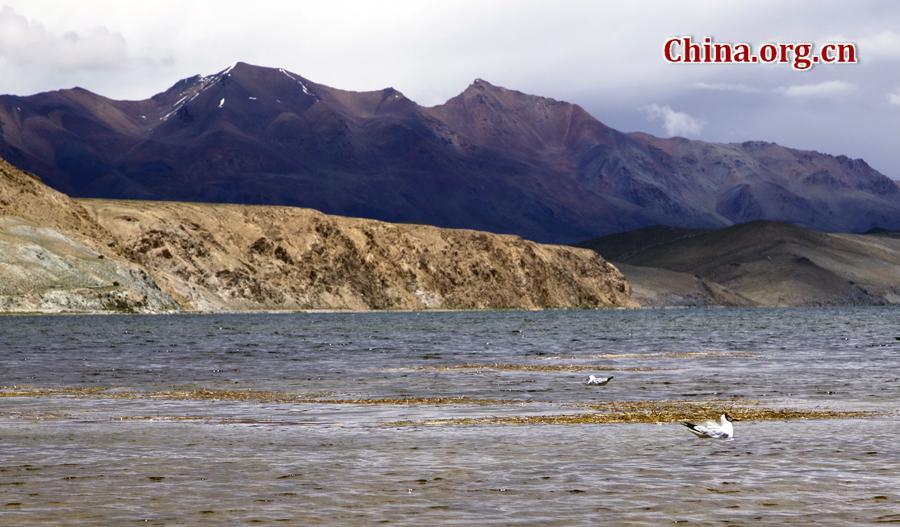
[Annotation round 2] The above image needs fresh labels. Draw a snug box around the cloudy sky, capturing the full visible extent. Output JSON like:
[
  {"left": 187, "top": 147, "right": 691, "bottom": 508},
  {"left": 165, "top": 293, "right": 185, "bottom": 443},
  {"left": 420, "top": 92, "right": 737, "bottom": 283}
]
[{"left": 1, "top": 0, "right": 898, "bottom": 177}]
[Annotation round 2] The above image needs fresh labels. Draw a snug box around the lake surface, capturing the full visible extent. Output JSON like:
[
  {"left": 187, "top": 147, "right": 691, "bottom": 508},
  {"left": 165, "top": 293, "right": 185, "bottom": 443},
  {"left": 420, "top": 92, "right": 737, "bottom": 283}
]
[{"left": 1, "top": 308, "right": 898, "bottom": 525}]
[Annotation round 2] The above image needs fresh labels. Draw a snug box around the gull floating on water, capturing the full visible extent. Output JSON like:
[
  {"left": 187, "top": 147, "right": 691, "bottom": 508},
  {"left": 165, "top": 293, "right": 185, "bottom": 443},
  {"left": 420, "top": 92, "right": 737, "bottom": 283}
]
[
  {"left": 585, "top": 375, "right": 613, "bottom": 386},
  {"left": 682, "top": 413, "right": 735, "bottom": 439}
]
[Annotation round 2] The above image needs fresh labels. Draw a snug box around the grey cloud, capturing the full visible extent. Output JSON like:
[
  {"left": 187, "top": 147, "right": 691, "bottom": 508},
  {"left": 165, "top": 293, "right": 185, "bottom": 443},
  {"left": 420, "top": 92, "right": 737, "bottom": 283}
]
[
  {"left": 0, "top": 0, "right": 897, "bottom": 177},
  {"left": 857, "top": 31, "right": 900, "bottom": 61},
  {"left": 779, "top": 81, "right": 857, "bottom": 98},
  {"left": 641, "top": 104, "right": 704, "bottom": 137},
  {"left": 0, "top": 6, "right": 127, "bottom": 71},
  {"left": 888, "top": 88, "right": 900, "bottom": 106},
  {"left": 693, "top": 82, "right": 761, "bottom": 94}
]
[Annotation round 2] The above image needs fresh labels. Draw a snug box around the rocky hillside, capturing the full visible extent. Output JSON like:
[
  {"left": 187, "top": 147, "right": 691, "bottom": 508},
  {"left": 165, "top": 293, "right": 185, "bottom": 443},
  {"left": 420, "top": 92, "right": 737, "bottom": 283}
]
[
  {"left": 1, "top": 62, "right": 898, "bottom": 242},
  {"left": 579, "top": 222, "right": 900, "bottom": 307},
  {"left": 82, "top": 200, "right": 634, "bottom": 311},
  {"left": 0, "top": 157, "right": 178, "bottom": 313},
  {"left": 0, "top": 157, "right": 635, "bottom": 313}
]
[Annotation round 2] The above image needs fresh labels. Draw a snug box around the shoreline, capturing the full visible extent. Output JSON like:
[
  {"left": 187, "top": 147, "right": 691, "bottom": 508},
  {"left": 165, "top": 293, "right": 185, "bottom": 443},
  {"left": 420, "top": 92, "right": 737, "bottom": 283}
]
[
  {"left": 1, "top": 304, "right": 897, "bottom": 317},
  {"left": 0, "top": 306, "right": 636, "bottom": 317}
]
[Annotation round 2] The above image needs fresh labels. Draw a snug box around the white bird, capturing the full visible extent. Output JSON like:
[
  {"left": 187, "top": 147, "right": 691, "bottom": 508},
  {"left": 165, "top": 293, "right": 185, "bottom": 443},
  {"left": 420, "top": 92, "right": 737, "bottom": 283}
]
[
  {"left": 585, "top": 375, "right": 613, "bottom": 386},
  {"left": 681, "top": 413, "right": 735, "bottom": 439}
]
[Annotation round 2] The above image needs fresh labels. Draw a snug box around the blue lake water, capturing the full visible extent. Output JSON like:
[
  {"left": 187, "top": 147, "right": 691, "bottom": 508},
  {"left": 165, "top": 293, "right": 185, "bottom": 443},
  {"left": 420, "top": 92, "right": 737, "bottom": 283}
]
[{"left": 0, "top": 308, "right": 898, "bottom": 525}]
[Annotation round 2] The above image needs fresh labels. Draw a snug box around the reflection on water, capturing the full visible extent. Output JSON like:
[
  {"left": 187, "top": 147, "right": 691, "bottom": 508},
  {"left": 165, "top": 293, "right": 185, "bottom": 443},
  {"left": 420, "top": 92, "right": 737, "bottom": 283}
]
[{"left": 0, "top": 308, "right": 898, "bottom": 525}]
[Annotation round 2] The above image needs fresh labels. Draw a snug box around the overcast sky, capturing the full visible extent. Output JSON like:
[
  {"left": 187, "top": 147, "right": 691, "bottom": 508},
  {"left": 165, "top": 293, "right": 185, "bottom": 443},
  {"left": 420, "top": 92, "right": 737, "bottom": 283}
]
[{"left": 1, "top": 0, "right": 898, "bottom": 177}]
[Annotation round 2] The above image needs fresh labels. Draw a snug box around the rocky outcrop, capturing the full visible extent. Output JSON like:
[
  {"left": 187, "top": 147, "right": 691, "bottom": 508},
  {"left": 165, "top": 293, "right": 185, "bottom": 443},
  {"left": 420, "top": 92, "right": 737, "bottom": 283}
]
[
  {"left": 0, "top": 157, "right": 635, "bottom": 313},
  {"left": 82, "top": 200, "right": 635, "bottom": 311},
  {"left": 0, "top": 217, "right": 177, "bottom": 313}
]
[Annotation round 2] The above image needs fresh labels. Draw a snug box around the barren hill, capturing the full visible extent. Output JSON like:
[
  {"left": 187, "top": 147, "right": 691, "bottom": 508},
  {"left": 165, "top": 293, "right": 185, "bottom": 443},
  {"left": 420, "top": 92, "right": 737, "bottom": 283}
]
[
  {"left": 0, "top": 157, "right": 635, "bottom": 313},
  {"left": 579, "top": 221, "right": 900, "bottom": 307}
]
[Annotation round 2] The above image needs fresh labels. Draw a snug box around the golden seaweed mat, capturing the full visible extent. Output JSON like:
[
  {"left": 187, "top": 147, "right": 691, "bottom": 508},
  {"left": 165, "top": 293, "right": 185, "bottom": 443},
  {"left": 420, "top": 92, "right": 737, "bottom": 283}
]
[{"left": 0, "top": 386, "right": 874, "bottom": 427}]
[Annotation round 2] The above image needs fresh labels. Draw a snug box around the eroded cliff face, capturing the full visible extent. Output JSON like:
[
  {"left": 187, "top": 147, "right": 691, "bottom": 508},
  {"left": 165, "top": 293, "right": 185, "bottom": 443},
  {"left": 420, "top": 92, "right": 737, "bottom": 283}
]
[
  {"left": 1, "top": 157, "right": 635, "bottom": 313},
  {"left": 0, "top": 217, "right": 178, "bottom": 313},
  {"left": 0, "top": 158, "right": 178, "bottom": 313},
  {"left": 81, "top": 200, "right": 635, "bottom": 311}
]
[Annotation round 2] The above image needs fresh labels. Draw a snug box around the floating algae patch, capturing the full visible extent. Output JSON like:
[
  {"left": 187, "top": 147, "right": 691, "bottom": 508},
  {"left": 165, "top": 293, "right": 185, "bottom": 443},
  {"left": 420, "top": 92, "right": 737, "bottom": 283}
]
[
  {"left": 0, "top": 386, "right": 107, "bottom": 398},
  {"left": 397, "top": 363, "right": 655, "bottom": 373},
  {"left": 0, "top": 386, "right": 519, "bottom": 406},
  {"left": 385, "top": 399, "right": 873, "bottom": 427},
  {"left": 297, "top": 396, "right": 520, "bottom": 406},
  {"left": 0, "top": 410, "right": 74, "bottom": 422},
  {"left": 113, "top": 415, "right": 213, "bottom": 422},
  {"left": 545, "top": 351, "right": 759, "bottom": 360},
  {"left": 582, "top": 400, "right": 870, "bottom": 422},
  {"left": 112, "top": 415, "right": 285, "bottom": 425},
  {"left": 573, "top": 351, "right": 759, "bottom": 359},
  {"left": 146, "top": 390, "right": 519, "bottom": 406}
]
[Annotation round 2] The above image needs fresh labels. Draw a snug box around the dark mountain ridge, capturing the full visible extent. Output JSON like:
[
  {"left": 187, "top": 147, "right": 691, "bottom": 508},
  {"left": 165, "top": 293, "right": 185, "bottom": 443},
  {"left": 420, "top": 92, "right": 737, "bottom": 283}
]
[{"left": 1, "top": 62, "right": 898, "bottom": 242}]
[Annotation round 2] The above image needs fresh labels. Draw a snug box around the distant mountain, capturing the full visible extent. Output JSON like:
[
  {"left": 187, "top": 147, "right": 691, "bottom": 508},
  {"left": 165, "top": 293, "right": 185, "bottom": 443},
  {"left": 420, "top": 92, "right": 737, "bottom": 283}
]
[
  {"left": 578, "top": 222, "right": 900, "bottom": 307},
  {"left": 1, "top": 62, "right": 898, "bottom": 242}
]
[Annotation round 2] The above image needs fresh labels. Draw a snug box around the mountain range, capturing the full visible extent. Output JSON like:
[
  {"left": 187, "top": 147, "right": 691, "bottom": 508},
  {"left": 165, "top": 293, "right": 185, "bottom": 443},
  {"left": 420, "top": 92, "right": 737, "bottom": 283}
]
[{"left": 1, "top": 61, "right": 898, "bottom": 242}]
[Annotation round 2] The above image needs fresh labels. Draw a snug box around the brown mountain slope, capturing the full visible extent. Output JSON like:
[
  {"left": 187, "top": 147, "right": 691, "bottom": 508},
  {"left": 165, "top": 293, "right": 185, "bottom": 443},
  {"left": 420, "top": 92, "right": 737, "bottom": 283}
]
[
  {"left": 81, "top": 200, "right": 634, "bottom": 311},
  {"left": 1, "top": 156, "right": 635, "bottom": 312},
  {"left": 578, "top": 221, "right": 900, "bottom": 307},
  {"left": 0, "top": 156, "right": 107, "bottom": 241},
  {"left": 613, "top": 263, "right": 757, "bottom": 307}
]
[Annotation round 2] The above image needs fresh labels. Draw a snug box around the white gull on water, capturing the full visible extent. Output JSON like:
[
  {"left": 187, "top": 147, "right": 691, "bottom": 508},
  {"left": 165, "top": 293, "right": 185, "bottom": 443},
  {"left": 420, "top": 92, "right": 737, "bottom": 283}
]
[
  {"left": 682, "top": 413, "right": 735, "bottom": 439},
  {"left": 585, "top": 375, "right": 613, "bottom": 386}
]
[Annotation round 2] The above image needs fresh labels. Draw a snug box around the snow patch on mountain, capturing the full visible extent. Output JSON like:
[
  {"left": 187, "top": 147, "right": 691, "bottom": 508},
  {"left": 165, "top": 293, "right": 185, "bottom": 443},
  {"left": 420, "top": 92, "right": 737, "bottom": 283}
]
[{"left": 278, "top": 68, "right": 316, "bottom": 98}]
